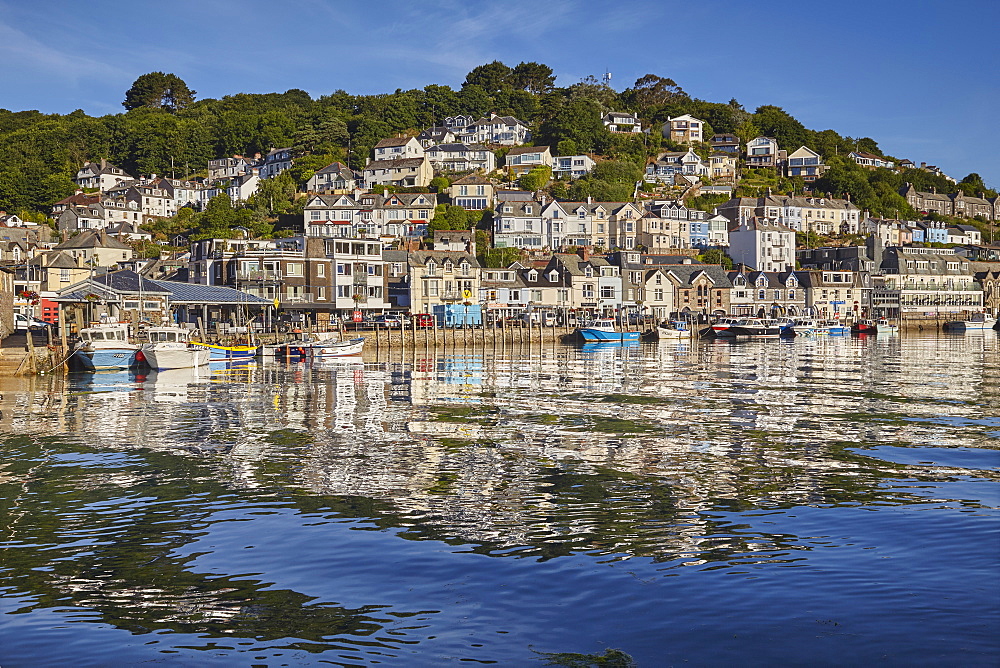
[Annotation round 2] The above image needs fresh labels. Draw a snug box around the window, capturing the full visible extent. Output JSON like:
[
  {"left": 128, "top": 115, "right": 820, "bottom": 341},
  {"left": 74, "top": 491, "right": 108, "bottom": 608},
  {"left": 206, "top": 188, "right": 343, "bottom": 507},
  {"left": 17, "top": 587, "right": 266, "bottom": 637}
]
[
  {"left": 583, "top": 284, "right": 595, "bottom": 298},
  {"left": 600, "top": 286, "right": 615, "bottom": 299},
  {"left": 758, "top": 290, "right": 766, "bottom": 299},
  {"left": 510, "top": 290, "right": 520, "bottom": 301},
  {"left": 654, "top": 289, "right": 664, "bottom": 301},
  {"left": 316, "top": 264, "right": 325, "bottom": 277},
  {"left": 286, "top": 263, "right": 303, "bottom": 277}
]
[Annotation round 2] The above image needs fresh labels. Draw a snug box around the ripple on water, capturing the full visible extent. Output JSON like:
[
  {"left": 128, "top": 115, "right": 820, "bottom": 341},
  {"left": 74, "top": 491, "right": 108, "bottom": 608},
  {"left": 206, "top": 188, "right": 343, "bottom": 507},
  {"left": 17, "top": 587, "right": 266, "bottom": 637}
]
[{"left": 0, "top": 334, "right": 997, "bottom": 665}]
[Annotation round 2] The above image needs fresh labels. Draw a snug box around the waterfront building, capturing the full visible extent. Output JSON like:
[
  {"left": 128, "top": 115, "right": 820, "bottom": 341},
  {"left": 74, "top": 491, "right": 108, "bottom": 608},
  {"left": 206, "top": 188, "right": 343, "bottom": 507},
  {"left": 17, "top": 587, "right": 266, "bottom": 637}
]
[
  {"left": 794, "top": 269, "right": 872, "bottom": 319},
  {"left": 727, "top": 268, "right": 805, "bottom": 317},
  {"left": 872, "top": 247, "right": 982, "bottom": 317}
]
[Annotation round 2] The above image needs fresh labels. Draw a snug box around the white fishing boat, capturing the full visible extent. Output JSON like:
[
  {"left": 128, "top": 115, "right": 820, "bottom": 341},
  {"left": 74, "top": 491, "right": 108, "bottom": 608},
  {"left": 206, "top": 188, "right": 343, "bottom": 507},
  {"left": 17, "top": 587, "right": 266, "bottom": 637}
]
[
  {"left": 655, "top": 320, "right": 691, "bottom": 339},
  {"left": 141, "top": 326, "right": 210, "bottom": 370},
  {"left": 310, "top": 337, "right": 366, "bottom": 358}
]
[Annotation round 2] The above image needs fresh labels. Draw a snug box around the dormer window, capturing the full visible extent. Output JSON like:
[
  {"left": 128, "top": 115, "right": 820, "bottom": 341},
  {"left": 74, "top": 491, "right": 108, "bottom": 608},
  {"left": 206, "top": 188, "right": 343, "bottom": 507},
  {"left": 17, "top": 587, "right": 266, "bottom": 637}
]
[
  {"left": 549, "top": 270, "right": 559, "bottom": 281},
  {"left": 444, "top": 261, "right": 454, "bottom": 273},
  {"left": 427, "top": 261, "right": 437, "bottom": 275},
  {"left": 528, "top": 270, "right": 538, "bottom": 281},
  {"left": 460, "top": 262, "right": 470, "bottom": 275},
  {"left": 584, "top": 267, "right": 593, "bottom": 278}
]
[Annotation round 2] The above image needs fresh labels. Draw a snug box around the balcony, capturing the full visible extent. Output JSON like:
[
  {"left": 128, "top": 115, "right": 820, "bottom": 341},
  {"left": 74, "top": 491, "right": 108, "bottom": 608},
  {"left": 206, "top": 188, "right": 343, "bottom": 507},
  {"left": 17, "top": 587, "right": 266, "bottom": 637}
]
[
  {"left": 236, "top": 270, "right": 282, "bottom": 281},
  {"left": 283, "top": 293, "right": 315, "bottom": 303}
]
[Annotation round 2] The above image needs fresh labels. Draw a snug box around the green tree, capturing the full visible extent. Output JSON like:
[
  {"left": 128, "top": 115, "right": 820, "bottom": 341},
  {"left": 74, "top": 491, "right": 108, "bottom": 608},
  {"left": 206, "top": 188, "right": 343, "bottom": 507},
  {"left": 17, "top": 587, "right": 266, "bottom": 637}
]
[
  {"left": 752, "top": 105, "right": 809, "bottom": 149},
  {"left": 697, "top": 248, "right": 733, "bottom": 269},
  {"left": 510, "top": 62, "right": 555, "bottom": 94},
  {"left": 123, "top": 72, "right": 196, "bottom": 112},
  {"left": 463, "top": 61, "right": 513, "bottom": 94},
  {"left": 518, "top": 165, "right": 552, "bottom": 191},
  {"left": 430, "top": 176, "right": 451, "bottom": 193}
]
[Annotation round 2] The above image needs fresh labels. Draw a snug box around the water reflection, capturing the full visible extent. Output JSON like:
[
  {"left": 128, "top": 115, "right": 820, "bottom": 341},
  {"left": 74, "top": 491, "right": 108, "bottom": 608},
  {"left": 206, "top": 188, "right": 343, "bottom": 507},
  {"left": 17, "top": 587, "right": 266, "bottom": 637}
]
[{"left": 1, "top": 333, "right": 998, "bottom": 664}]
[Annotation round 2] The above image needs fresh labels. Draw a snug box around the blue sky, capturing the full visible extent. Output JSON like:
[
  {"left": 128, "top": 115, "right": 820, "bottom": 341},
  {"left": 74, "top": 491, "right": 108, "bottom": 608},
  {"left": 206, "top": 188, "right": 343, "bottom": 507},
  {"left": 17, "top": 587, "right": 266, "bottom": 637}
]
[{"left": 1, "top": 0, "right": 998, "bottom": 188}]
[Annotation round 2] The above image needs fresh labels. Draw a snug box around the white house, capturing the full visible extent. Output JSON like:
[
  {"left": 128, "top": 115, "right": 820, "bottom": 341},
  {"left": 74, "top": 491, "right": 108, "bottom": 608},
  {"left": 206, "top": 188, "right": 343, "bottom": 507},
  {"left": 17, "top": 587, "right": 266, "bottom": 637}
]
[
  {"left": 662, "top": 114, "right": 704, "bottom": 144},
  {"left": 306, "top": 162, "right": 359, "bottom": 193},
  {"left": 603, "top": 112, "right": 643, "bottom": 134},
  {"left": 505, "top": 146, "right": 553, "bottom": 177},
  {"left": 74, "top": 160, "right": 134, "bottom": 191},
  {"left": 728, "top": 218, "right": 796, "bottom": 272},
  {"left": 552, "top": 154, "right": 596, "bottom": 179},
  {"left": 373, "top": 136, "right": 425, "bottom": 161},
  {"left": 425, "top": 143, "right": 496, "bottom": 173}
]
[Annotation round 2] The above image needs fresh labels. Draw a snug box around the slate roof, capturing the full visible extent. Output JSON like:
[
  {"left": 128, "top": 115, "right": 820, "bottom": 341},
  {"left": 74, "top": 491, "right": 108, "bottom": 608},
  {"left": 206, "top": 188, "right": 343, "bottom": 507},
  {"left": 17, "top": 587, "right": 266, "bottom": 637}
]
[
  {"left": 148, "top": 279, "right": 271, "bottom": 304},
  {"left": 55, "top": 230, "right": 132, "bottom": 250},
  {"left": 451, "top": 174, "right": 493, "bottom": 185},
  {"left": 374, "top": 137, "right": 417, "bottom": 149},
  {"left": 506, "top": 145, "right": 550, "bottom": 157},
  {"left": 363, "top": 158, "right": 427, "bottom": 170}
]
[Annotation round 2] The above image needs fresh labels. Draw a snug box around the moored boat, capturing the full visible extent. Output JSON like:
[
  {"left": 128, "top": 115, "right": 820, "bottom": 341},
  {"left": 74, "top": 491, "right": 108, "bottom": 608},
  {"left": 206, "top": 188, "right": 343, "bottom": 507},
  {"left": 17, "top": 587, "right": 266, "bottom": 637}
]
[
  {"left": 575, "top": 318, "right": 641, "bottom": 342},
  {"left": 851, "top": 319, "right": 879, "bottom": 335},
  {"left": 142, "top": 326, "right": 210, "bottom": 370},
  {"left": 311, "top": 337, "right": 365, "bottom": 358},
  {"left": 876, "top": 318, "right": 900, "bottom": 334},
  {"left": 824, "top": 320, "right": 850, "bottom": 336},
  {"left": 191, "top": 341, "right": 260, "bottom": 360},
  {"left": 727, "top": 318, "right": 787, "bottom": 339},
  {"left": 780, "top": 318, "right": 828, "bottom": 338},
  {"left": 70, "top": 321, "right": 143, "bottom": 372},
  {"left": 943, "top": 313, "right": 996, "bottom": 332}
]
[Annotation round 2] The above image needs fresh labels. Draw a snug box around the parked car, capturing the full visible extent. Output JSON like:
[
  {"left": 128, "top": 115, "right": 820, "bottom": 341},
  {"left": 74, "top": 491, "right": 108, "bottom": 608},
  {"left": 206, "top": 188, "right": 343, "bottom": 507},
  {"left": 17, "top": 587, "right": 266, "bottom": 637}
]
[
  {"left": 412, "top": 313, "right": 434, "bottom": 328},
  {"left": 14, "top": 313, "right": 51, "bottom": 332},
  {"left": 371, "top": 314, "right": 410, "bottom": 328}
]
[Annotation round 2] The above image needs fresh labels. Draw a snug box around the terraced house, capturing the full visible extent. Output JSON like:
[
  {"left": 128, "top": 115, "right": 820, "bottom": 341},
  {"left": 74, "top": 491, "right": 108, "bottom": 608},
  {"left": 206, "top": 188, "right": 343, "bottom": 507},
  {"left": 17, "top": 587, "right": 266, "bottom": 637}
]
[{"left": 303, "top": 191, "right": 436, "bottom": 240}]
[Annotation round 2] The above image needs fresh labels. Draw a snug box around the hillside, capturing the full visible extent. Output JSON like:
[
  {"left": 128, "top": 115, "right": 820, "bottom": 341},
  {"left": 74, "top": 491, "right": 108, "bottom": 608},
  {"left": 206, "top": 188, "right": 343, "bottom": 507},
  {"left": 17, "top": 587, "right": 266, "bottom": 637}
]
[{"left": 0, "top": 63, "right": 994, "bottom": 230}]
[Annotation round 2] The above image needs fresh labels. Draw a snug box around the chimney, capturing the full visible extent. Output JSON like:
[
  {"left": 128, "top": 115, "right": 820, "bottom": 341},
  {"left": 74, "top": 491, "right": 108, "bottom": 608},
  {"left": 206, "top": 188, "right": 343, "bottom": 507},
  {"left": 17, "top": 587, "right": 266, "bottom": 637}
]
[
  {"left": 587, "top": 195, "right": 593, "bottom": 205},
  {"left": 578, "top": 246, "right": 591, "bottom": 261},
  {"left": 921, "top": 161, "right": 927, "bottom": 169},
  {"left": 383, "top": 188, "right": 389, "bottom": 198},
  {"left": 100, "top": 158, "right": 107, "bottom": 169}
]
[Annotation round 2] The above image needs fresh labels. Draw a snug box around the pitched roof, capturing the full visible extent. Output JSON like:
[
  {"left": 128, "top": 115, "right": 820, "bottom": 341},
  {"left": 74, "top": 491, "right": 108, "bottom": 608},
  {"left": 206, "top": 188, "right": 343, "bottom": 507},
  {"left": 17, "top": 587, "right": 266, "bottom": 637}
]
[
  {"left": 506, "top": 145, "right": 550, "bottom": 157},
  {"left": 374, "top": 136, "right": 417, "bottom": 149},
  {"left": 55, "top": 230, "right": 132, "bottom": 250},
  {"left": 451, "top": 174, "right": 493, "bottom": 185},
  {"left": 363, "top": 158, "right": 427, "bottom": 170}
]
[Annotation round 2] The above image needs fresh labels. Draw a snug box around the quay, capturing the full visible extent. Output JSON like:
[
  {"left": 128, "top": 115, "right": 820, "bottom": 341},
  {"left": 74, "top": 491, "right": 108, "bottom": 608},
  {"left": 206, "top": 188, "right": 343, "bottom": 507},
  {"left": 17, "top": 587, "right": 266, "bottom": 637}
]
[{"left": 0, "top": 312, "right": 989, "bottom": 377}]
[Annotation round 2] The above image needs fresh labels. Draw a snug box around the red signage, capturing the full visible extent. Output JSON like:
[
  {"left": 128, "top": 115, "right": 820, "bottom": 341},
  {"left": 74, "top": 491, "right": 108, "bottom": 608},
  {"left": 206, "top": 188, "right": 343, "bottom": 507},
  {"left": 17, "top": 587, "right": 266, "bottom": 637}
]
[{"left": 352, "top": 310, "right": 362, "bottom": 323}]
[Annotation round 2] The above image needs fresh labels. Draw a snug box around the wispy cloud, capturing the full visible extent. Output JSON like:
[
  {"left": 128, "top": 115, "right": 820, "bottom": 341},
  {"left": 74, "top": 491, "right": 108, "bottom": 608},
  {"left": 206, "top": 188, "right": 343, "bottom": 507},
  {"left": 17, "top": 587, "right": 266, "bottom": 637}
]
[{"left": 0, "top": 20, "right": 127, "bottom": 86}]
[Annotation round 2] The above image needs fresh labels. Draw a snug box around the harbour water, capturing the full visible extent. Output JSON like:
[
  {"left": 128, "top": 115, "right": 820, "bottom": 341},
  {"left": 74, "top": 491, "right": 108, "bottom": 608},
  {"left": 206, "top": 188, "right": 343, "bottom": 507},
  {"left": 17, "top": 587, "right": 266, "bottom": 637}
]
[{"left": 1, "top": 333, "right": 998, "bottom": 666}]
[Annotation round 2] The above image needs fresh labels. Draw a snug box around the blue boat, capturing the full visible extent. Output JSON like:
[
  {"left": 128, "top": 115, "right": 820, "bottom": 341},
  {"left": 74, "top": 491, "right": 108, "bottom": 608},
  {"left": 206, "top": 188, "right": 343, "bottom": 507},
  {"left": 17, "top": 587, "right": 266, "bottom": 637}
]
[
  {"left": 576, "top": 318, "right": 641, "bottom": 342},
  {"left": 70, "top": 322, "right": 143, "bottom": 372},
  {"left": 190, "top": 341, "right": 259, "bottom": 360}
]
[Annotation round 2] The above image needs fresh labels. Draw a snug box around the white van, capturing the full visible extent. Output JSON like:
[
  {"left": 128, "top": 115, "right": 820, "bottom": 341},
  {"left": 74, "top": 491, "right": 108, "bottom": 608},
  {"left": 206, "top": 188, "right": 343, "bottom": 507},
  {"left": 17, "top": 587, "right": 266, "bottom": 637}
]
[{"left": 520, "top": 311, "right": 557, "bottom": 327}]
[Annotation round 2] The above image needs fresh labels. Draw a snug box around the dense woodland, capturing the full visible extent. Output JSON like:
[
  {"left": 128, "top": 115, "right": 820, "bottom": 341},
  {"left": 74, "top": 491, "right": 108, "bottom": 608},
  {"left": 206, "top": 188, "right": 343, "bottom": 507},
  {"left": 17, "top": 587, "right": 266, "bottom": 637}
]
[{"left": 0, "top": 63, "right": 995, "bottom": 240}]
